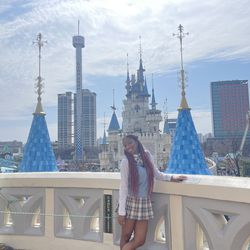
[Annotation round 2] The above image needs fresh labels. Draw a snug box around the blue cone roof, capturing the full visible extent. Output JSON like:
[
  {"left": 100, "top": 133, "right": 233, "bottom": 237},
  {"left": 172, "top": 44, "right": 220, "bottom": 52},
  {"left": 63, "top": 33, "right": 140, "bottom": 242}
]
[
  {"left": 101, "top": 130, "right": 108, "bottom": 145},
  {"left": 19, "top": 114, "right": 57, "bottom": 172},
  {"left": 108, "top": 111, "right": 120, "bottom": 131},
  {"left": 165, "top": 109, "right": 211, "bottom": 175}
]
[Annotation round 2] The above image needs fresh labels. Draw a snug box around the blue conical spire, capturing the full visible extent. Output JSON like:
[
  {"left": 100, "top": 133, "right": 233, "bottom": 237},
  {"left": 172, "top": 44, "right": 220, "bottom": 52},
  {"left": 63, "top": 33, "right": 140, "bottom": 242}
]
[
  {"left": 165, "top": 25, "right": 210, "bottom": 175},
  {"left": 19, "top": 33, "right": 57, "bottom": 172},
  {"left": 101, "top": 130, "right": 108, "bottom": 145},
  {"left": 108, "top": 89, "right": 120, "bottom": 132},
  {"left": 19, "top": 114, "right": 57, "bottom": 172},
  {"left": 108, "top": 112, "right": 120, "bottom": 131},
  {"left": 165, "top": 110, "right": 210, "bottom": 174}
]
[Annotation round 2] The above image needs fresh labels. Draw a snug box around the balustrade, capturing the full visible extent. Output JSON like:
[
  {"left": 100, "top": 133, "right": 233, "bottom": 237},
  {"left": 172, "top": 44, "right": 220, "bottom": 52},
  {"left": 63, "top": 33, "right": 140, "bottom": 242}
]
[{"left": 0, "top": 172, "right": 249, "bottom": 250}]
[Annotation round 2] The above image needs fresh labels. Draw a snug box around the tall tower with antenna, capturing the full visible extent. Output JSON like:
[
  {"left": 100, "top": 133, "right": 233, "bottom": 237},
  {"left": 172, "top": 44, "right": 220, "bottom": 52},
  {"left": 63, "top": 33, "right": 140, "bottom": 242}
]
[
  {"left": 165, "top": 25, "right": 210, "bottom": 175},
  {"left": 20, "top": 33, "right": 57, "bottom": 172},
  {"left": 73, "top": 20, "right": 85, "bottom": 162}
]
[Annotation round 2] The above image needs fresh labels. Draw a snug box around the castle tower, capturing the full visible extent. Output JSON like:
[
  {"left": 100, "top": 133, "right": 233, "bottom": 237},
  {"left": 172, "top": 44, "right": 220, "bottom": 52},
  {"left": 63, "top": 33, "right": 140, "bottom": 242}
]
[
  {"left": 19, "top": 33, "right": 57, "bottom": 172},
  {"left": 165, "top": 25, "right": 210, "bottom": 175},
  {"left": 99, "top": 38, "right": 171, "bottom": 171},
  {"left": 72, "top": 21, "right": 85, "bottom": 162},
  {"left": 122, "top": 37, "right": 151, "bottom": 133},
  {"left": 145, "top": 75, "right": 162, "bottom": 133}
]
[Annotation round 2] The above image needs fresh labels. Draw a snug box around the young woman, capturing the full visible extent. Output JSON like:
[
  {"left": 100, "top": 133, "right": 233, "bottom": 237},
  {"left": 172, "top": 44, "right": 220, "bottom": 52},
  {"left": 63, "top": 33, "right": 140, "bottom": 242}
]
[{"left": 118, "top": 134, "right": 187, "bottom": 250}]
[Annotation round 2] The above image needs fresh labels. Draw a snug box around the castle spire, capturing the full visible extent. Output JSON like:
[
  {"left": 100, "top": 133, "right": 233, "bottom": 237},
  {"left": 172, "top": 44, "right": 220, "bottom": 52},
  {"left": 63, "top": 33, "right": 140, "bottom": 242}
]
[
  {"left": 165, "top": 25, "right": 210, "bottom": 175},
  {"left": 108, "top": 89, "right": 120, "bottom": 132},
  {"left": 19, "top": 33, "right": 57, "bottom": 172},
  {"left": 101, "top": 113, "right": 108, "bottom": 145},
  {"left": 33, "top": 33, "right": 46, "bottom": 115},
  {"left": 111, "top": 88, "right": 116, "bottom": 111},
  {"left": 173, "top": 24, "right": 190, "bottom": 110},
  {"left": 150, "top": 74, "right": 157, "bottom": 110},
  {"left": 137, "top": 36, "right": 145, "bottom": 84},
  {"left": 139, "top": 36, "right": 142, "bottom": 68},
  {"left": 125, "top": 53, "right": 130, "bottom": 94}
]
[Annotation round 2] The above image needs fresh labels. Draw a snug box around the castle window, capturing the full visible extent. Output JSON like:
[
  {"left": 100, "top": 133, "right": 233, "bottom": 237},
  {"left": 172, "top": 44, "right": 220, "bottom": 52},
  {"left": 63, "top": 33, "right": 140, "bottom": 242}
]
[{"left": 134, "top": 105, "right": 140, "bottom": 112}]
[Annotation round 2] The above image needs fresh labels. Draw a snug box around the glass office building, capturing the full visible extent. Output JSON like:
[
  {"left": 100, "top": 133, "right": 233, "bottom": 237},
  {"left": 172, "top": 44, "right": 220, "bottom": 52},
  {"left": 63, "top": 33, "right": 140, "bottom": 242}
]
[{"left": 211, "top": 80, "right": 249, "bottom": 139}]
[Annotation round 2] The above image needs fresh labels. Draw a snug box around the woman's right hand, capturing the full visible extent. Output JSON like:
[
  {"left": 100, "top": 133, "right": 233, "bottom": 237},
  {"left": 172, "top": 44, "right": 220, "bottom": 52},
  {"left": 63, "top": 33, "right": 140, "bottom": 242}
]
[{"left": 118, "top": 215, "right": 126, "bottom": 226}]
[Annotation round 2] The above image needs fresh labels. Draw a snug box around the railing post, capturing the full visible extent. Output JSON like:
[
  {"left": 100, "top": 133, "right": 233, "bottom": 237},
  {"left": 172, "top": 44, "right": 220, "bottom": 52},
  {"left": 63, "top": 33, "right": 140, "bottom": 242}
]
[
  {"left": 169, "top": 195, "right": 184, "bottom": 250},
  {"left": 45, "top": 188, "right": 54, "bottom": 239}
]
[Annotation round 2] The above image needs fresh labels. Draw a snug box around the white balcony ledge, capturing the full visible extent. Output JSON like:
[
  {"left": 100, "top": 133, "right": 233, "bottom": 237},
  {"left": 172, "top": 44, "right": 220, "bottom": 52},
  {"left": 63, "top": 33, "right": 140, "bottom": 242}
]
[{"left": 0, "top": 172, "right": 250, "bottom": 250}]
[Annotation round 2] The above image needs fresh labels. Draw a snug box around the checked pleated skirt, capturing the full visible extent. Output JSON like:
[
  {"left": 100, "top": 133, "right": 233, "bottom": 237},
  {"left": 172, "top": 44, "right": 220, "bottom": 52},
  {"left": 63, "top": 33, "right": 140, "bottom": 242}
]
[{"left": 126, "top": 195, "right": 154, "bottom": 220}]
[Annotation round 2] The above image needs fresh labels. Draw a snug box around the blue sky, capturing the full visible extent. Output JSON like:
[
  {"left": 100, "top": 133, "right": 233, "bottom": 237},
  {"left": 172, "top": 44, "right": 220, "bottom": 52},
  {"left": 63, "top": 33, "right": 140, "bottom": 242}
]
[{"left": 0, "top": 0, "right": 250, "bottom": 142}]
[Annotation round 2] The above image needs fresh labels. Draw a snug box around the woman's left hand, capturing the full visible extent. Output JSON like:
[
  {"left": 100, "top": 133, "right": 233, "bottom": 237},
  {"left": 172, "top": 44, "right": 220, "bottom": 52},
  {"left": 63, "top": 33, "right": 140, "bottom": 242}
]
[{"left": 171, "top": 175, "right": 187, "bottom": 182}]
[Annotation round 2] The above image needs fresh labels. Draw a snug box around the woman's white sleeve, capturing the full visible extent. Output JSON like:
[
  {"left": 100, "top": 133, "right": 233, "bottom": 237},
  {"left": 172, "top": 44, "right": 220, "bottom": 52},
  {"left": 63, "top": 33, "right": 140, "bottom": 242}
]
[
  {"left": 118, "top": 158, "right": 129, "bottom": 216},
  {"left": 147, "top": 151, "right": 172, "bottom": 181}
]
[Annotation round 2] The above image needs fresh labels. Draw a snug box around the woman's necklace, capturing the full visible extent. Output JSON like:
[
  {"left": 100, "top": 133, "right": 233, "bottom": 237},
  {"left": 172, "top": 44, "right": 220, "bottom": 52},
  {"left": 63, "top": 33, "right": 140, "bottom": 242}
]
[{"left": 133, "top": 154, "right": 143, "bottom": 166}]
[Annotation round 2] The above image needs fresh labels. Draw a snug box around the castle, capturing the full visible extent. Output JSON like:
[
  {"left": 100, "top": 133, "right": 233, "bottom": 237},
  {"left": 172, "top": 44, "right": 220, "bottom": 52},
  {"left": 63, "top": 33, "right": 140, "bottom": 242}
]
[{"left": 99, "top": 51, "right": 171, "bottom": 171}]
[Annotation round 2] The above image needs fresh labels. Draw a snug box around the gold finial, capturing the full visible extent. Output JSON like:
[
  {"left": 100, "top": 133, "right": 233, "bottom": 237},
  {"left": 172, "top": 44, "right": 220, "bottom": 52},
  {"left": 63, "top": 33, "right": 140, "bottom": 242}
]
[
  {"left": 33, "top": 33, "right": 47, "bottom": 115},
  {"left": 173, "top": 24, "right": 190, "bottom": 110}
]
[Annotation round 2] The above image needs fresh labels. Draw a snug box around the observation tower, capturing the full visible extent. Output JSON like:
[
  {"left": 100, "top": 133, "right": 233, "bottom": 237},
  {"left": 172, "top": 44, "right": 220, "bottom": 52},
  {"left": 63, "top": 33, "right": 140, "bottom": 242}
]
[{"left": 72, "top": 21, "right": 85, "bottom": 162}]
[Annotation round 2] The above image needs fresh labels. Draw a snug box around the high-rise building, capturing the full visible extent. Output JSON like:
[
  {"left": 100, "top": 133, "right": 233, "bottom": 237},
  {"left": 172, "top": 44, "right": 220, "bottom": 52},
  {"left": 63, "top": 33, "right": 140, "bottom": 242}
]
[
  {"left": 58, "top": 92, "right": 73, "bottom": 149},
  {"left": 211, "top": 80, "right": 249, "bottom": 139},
  {"left": 74, "top": 89, "right": 97, "bottom": 149}
]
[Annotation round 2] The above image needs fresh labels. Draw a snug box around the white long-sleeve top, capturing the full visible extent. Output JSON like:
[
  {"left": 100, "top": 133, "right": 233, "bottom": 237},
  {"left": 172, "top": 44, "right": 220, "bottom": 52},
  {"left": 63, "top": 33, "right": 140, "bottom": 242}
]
[{"left": 118, "top": 151, "right": 172, "bottom": 216}]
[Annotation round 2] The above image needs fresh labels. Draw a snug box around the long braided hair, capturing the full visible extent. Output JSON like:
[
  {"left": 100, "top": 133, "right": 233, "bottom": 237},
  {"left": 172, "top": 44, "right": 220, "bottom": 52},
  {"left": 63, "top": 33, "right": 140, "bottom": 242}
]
[{"left": 123, "top": 135, "right": 154, "bottom": 196}]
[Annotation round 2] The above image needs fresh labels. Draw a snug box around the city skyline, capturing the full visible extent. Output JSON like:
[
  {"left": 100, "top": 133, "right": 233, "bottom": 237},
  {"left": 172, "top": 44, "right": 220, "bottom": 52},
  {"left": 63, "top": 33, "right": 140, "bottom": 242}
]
[{"left": 1, "top": 0, "right": 250, "bottom": 142}]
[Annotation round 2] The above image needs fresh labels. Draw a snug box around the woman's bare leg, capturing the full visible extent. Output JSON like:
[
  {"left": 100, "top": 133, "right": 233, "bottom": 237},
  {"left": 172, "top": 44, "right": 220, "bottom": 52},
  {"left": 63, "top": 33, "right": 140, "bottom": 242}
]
[
  {"left": 120, "top": 219, "right": 136, "bottom": 250},
  {"left": 122, "top": 220, "right": 148, "bottom": 250}
]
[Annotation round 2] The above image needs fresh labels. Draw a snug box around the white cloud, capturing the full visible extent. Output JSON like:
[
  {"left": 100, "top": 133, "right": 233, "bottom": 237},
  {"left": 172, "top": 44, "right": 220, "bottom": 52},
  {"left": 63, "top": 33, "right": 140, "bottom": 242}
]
[{"left": 0, "top": 0, "right": 249, "bottom": 141}]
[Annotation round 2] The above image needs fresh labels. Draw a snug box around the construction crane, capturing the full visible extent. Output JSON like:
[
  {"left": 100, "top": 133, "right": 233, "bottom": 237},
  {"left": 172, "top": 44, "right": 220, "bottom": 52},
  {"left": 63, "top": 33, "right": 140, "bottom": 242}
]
[{"left": 225, "top": 110, "right": 250, "bottom": 176}]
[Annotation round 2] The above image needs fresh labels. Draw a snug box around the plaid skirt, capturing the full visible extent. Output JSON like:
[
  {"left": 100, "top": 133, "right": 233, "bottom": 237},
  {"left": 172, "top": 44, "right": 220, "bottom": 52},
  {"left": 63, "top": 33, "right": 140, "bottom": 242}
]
[{"left": 126, "top": 195, "right": 154, "bottom": 220}]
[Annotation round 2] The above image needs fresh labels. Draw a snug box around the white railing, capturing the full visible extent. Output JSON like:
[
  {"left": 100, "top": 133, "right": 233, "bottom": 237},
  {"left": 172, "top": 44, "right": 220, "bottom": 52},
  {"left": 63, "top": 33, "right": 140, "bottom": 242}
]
[{"left": 0, "top": 172, "right": 250, "bottom": 250}]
